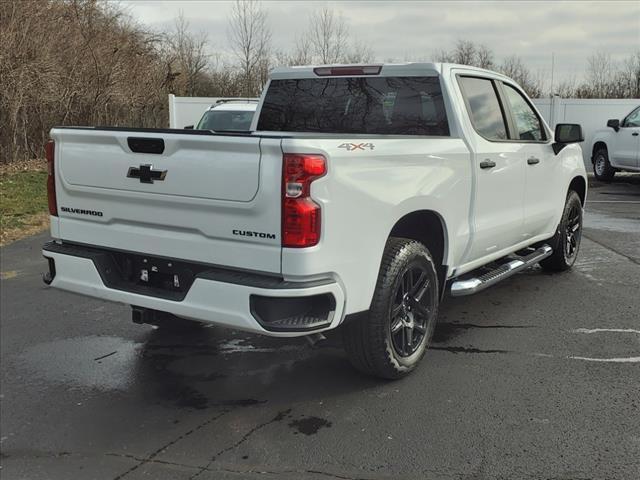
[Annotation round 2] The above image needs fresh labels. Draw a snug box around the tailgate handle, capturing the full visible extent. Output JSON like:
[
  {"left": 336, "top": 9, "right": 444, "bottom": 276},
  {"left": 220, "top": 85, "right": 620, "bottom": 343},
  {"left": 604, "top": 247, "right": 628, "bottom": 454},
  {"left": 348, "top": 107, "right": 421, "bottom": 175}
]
[{"left": 127, "top": 137, "right": 165, "bottom": 154}]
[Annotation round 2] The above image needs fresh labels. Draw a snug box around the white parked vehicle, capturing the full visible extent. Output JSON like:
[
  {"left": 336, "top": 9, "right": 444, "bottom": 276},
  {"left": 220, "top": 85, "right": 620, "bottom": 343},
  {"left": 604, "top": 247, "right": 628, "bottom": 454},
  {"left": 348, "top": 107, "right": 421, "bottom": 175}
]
[
  {"left": 43, "top": 63, "right": 587, "bottom": 379},
  {"left": 591, "top": 105, "right": 640, "bottom": 180},
  {"left": 186, "top": 99, "right": 258, "bottom": 132}
]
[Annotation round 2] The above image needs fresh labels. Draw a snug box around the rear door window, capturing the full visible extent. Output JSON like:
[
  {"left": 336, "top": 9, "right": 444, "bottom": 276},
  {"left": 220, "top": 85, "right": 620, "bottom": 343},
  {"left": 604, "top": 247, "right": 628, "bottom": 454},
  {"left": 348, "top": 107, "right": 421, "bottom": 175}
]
[
  {"left": 258, "top": 76, "right": 449, "bottom": 136},
  {"left": 458, "top": 76, "right": 508, "bottom": 141}
]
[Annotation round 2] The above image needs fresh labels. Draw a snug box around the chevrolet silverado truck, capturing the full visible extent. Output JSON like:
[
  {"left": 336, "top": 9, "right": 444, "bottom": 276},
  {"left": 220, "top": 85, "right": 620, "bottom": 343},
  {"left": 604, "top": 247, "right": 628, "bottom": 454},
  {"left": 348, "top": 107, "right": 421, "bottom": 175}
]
[
  {"left": 42, "top": 63, "right": 587, "bottom": 379},
  {"left": 591, "top": 105, "right": 640, "bottom": 181}
]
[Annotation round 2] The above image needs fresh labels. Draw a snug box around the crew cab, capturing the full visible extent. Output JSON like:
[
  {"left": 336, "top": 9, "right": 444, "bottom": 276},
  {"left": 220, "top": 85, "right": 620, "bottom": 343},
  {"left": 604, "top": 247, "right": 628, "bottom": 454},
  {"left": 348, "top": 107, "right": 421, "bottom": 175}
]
[
  {"left": 591, "top": 105, "right": 640, "bottom": 180},
  {"left": 42, "top": 63, "right": 587, "bottom": 379}
]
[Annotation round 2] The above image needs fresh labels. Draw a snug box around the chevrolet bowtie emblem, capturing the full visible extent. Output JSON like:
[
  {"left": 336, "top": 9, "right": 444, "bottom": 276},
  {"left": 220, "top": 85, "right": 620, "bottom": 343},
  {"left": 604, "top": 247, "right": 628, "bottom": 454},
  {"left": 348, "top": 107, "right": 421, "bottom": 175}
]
[{"left": 127, "top": 164, "right": 167, "bottom": 184}]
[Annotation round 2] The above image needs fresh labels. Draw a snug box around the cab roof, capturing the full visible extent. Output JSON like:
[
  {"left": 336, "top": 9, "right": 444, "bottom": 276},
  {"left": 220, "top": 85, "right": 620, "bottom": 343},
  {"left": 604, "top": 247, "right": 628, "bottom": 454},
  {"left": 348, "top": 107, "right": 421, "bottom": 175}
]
[
  {"left": 207, "top": 98, "right": 259, "bottom": 112},
  {"left": 270, "top": 62, "right": 513, "bottom": 83}
]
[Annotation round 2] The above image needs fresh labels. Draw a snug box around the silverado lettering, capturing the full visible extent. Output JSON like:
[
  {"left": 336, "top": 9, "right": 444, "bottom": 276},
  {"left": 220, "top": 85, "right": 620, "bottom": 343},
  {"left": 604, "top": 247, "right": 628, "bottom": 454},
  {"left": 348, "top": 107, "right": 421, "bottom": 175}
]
[{"left": 60, "top": 206, "right": 103, "bottom": 217}]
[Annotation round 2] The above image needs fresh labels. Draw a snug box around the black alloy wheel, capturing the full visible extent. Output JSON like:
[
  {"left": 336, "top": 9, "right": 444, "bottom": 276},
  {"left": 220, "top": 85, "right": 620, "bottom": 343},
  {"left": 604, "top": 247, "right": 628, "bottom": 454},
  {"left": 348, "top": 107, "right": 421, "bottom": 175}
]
[
  {"left": 342, "top": 238, "right": 439, "bottom": 379},
  {"left": 540, "top": 190, "right": 583, "bottom": 272},
  {"left": 389, "top": 264, "right": 434, "bottom": 357},
  {"left": 564, "top": 201, "right": 582, "bottom": 264}
]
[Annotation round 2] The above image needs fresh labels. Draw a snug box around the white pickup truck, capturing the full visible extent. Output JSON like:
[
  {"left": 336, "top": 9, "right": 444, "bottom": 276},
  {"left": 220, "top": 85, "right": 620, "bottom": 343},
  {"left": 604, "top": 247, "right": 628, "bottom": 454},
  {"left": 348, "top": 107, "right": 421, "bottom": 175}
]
[
  {"left": 591, "top": 105, "right": 640, "bottom": 180},
  {"left": 43, "top": 63, "right": 587, "bottom": 379}
]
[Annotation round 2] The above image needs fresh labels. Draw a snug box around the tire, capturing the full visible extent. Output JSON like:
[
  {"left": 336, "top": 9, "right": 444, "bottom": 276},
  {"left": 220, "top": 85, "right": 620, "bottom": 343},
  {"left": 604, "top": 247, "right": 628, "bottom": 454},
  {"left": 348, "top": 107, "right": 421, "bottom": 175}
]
[
  {"left": 593, "top": 148, "right": 615, "bottom": 181},
  {"left": 540, "top": 191, "right": 583, "bottom": 272},
  {"left": 342, "top": 238, "right": 439, "bottom": 379}
]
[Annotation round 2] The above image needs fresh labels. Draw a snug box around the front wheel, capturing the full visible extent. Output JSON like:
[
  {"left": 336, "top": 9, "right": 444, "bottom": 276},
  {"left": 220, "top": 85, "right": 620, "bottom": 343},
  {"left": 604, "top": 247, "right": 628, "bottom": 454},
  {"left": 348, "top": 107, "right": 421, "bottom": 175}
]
[
  {"left": 342, "top": 238, "right": 439, "bottom": 379},
  {"left": 540, "top": 190, "right": 583, "bottom": 272},
  {"left": 593, "top": 148, "right": 615, "bottom": 181}
]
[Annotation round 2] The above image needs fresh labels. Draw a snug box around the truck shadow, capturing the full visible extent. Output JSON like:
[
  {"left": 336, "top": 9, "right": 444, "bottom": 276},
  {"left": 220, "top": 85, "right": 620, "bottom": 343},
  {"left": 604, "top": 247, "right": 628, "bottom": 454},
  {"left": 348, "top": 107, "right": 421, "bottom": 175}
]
[
  {"left": 588, "top": 173, "right": 640, "bottom": 188},
  {"left": 132, "top": 325, "right": 380, "bottom": 410},
  {"left": 129, "top": 267, "right": 549, "bottom": 411}
]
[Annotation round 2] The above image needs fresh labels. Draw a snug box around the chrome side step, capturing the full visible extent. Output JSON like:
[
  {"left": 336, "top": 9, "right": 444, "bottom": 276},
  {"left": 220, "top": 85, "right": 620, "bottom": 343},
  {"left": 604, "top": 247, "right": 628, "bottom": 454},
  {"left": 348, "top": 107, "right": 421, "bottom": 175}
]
[{"left": 450, "top": 245, "right": 553, "bottom": 297}]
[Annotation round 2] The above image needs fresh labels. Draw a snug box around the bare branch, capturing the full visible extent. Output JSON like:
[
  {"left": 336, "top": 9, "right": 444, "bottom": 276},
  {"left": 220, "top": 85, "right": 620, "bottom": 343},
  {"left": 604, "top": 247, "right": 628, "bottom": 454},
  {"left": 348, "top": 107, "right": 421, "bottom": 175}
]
[
  {"left": 309, "top": 7, "right": 348, "bottom": 64},
  {"left": 165, "top": 12, "right": 209, "bottom": 96},
  {"left": 227, "top": 0, "right": 271, "bottom": 96}
]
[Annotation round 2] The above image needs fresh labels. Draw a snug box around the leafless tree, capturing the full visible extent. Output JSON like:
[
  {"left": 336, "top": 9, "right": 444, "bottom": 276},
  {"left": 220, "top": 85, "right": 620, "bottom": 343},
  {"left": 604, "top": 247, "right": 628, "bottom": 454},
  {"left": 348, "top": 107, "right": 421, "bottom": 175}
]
[
  {"left": 434, "top": 40, "right": 493, "bottom": 69},
  {"left": 0, "top": 0, "right": 174, "bottom": 162},
  {"left": 476, "top": 44, "right": 494, "bottom": 69},
  {"left": 291, "top": 34, "right": 314, "bottom": 65},
  {"left": 569, "top": 51, "right": 640, "bottom": 99},
  {"left": 499, "top": 55, "right": 542, "bottom": 97},
  {"left": 433, "top": 48, "right": 453, "bottom": 63},
  {"left": 586, "top": 51, "right": 614, "bottom": 98},
  {"left": 273, "top": 35, "right": 313, "bottom": 67},
  {"left": 279, "top": 8, "right": 370, "bottom": 66},
  {"left": 343, "top": 40, "right": 374, "bottom": 64},
  {"left": 554, "top": 76, "right": 579, "bottom": 98},
  {"left": 309, "top": 7, "right": 348, "bottom": 64},
  {"left": 604, "top": 50, "right": 640, "bottom": 98},
  {"left": 165, "top": 13, "right": 209, "bottom": 96},
  {"left": 620, "top": 50, "right": 640, "bottom": 98},
  {"left": 5, "top": 1, "right": 640, "bottom": 165},
  {"left": 451, "top": 40, "right": 477, "bottom": 66},
  {"left": 227, "top": 0, "right": 271, "bottom": 96}
]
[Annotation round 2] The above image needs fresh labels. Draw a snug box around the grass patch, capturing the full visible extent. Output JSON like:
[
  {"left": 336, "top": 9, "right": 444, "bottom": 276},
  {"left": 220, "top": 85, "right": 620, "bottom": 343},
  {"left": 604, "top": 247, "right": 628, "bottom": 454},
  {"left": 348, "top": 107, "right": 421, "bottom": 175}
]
[{"left": 1, "top": 169, "right": 49, "bottom": 245}]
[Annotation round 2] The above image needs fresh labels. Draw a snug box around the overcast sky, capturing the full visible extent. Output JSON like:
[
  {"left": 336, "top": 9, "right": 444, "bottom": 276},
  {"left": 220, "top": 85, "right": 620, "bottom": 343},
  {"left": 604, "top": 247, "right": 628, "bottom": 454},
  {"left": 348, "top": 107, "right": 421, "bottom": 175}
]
[{"left": 120, "top": 1, "right": 640, "bottom": 88}]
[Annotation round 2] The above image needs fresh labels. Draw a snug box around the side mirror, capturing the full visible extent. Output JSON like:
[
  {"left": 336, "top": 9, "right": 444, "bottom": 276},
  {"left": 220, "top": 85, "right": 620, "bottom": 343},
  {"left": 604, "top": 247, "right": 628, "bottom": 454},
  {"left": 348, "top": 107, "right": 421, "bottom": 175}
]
[
  {"left": 553, "top": 123, "right": 584, "bottom": 155},
  {"left": 606, "top": 119, "right": 620, "bottom": 131},
  {"left": 184, "top": 125, "right": 194, "bottom": 130}
]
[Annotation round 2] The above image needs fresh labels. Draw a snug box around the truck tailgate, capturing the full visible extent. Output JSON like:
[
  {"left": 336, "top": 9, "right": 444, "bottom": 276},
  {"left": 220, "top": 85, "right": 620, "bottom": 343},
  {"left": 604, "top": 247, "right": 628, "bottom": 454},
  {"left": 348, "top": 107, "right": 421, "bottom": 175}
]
[{"left": 50, "top": 128, "right": 283, "bottom": 274}]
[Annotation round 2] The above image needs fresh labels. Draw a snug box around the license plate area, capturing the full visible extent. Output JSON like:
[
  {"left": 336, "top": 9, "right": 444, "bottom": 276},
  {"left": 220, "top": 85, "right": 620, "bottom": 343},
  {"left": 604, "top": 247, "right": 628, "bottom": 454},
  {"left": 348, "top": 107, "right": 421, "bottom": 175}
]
[
  {"left": 120, "top": 254, "right": 193, "bottom": 292},
  {"left": 102, "top": 251, "right": 209, "bottom": 301}
]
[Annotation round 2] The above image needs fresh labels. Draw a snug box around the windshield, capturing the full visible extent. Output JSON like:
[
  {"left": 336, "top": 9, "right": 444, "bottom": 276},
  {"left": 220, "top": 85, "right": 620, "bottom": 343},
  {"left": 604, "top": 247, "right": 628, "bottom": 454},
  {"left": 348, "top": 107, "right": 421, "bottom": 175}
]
[
  {"left": 196, "top": 109, "right": 255, "bottom": 131},
  {"left": 258, "top": 76, "right": 449, "bottom": 136}
]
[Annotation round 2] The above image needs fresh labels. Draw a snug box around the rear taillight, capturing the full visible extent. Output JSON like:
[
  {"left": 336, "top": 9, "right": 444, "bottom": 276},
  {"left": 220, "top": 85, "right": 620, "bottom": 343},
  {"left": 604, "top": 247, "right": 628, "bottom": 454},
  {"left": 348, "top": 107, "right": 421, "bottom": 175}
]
[
  {"left": 282, "top": 153, "right": 326, "bottom": 248},
  {"left": 45, "top": 140, "right": 57, "bottom": 216}
]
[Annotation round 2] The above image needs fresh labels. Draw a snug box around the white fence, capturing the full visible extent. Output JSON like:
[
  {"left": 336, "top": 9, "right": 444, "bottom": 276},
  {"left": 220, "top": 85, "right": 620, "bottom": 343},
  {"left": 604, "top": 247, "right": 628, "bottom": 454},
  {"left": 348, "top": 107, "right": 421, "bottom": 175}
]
[
  {"left": 532, "top": 97, "right": 639, "bottom": 165},
  {"left": 168, "top": 95, "right": 223, "bottom": 129}
]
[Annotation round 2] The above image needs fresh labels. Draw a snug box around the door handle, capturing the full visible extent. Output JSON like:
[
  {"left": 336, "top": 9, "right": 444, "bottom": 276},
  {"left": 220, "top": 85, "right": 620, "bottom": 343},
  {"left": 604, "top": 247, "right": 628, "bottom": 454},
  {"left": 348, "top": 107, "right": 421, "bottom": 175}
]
[
  {"left": 632, "top": 132, "right": 639, "bottom": 136},
  {"left": 479, "top": 159, "right": 496, "bottom": 169},
  {"left": 527, "top": 157, "right": 540, "bottom": 165}
]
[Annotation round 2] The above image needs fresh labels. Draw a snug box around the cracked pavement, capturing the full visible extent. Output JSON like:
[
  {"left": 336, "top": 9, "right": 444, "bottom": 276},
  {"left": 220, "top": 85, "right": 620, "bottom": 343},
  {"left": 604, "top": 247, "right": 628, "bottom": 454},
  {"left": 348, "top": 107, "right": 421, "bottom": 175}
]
[{"left": 1, "top": 174, "right": 639, "bottom": 479}]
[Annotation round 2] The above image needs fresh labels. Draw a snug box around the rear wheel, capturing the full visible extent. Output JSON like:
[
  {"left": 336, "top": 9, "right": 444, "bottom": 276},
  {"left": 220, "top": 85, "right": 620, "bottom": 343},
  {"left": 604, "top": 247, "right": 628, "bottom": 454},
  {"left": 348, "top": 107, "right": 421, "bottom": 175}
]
[
  {"left": 342, "top": 238, "right": 439, "bottom": 379},
  {"left": 593, "top": 148, "right": 615, "bottom": 181},
  {"left": 540, "top": 191, "right": 583, "bottom": 272}
]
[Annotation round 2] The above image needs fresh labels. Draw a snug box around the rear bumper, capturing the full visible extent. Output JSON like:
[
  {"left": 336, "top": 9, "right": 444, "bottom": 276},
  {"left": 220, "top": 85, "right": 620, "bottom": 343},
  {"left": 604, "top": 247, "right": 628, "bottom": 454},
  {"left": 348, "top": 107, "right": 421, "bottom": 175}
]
[{"left": 42, "top": 242, "right": 345, "bottom": 337}]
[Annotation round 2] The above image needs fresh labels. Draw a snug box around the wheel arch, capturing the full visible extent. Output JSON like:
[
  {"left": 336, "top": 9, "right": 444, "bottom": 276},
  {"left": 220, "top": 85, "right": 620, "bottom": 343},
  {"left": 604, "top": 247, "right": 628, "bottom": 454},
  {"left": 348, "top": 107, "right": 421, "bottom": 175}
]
[
  {"left": 388, "top": 210, "right": 449, "bottom": 295},
  {"left": 592, "top": 141, "right": 608, "bottom": 163},
  {"left": 568, "top": 176, "right": 587, "bottom": 206}
]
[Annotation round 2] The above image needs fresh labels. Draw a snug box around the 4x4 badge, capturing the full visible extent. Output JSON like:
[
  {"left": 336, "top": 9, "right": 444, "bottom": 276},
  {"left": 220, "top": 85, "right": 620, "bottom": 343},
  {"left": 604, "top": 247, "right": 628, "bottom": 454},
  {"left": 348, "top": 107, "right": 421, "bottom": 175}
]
[
  {"left": 338, "top": 142, "right": 375, "bottom": 151},
  {"left": 127, "top": 164, "right": 167, "bottom": 184}
]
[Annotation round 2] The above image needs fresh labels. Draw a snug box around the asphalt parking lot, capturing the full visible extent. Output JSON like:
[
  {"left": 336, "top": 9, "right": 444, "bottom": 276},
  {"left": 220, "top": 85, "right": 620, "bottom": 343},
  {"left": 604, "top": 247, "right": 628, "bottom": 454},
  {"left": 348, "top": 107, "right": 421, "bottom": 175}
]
[{"left": 1, "top": 174, "right": 639, "bottom": 480}]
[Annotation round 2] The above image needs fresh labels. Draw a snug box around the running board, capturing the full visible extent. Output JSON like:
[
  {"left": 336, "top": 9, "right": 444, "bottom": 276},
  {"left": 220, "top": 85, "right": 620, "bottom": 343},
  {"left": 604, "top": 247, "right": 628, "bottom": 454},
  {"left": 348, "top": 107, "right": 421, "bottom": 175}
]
[{"left": 450, "top": 245, "right": 553, "bottom": 297}]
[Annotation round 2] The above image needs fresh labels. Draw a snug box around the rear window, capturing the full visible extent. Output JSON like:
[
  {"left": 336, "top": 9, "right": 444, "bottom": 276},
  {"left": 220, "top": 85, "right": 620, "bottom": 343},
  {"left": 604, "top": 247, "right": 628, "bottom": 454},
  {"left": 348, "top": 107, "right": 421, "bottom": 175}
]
[
  {"left": 257, "top": 76, "right": 449, "bottom": 136},
  {"left": 197, "top": 110, "right": 254, "bottom": 131}
]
